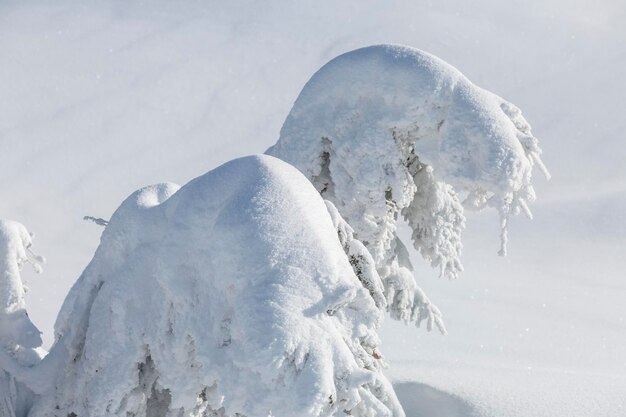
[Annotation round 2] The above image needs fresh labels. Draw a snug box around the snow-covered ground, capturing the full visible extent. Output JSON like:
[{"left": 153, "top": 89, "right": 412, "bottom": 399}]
[{"left": 1, "top": 1, "right": 625, "bottom": 416}]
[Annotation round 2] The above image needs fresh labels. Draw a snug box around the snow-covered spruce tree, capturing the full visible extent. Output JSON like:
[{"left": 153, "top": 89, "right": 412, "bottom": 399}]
[
  {"left": 0, "top": 220, "right": 45, "bottom": 417},
  {"left": 267, "top": 44, "right": 549, "bottom": 331},
  {"left": 30, "top": 155, "right": 404, "bottom": 417}
]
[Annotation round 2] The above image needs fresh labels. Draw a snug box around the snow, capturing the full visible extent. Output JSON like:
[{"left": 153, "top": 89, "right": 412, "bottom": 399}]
[
  {"left": 1, "top": 1, "right": 625, "bottom": 416},
  {"left": 268, "top": 46, "right": 547, "bottom": 237},
  {"left": 0, "top": 220, "right": 45, "bottom": 417},
  {"left": 30, "top": 155, "right": 402, "bottom": 417},
  {"left": 267, "top": 44, "right": 547, "bottom": 333},
  {"left": 267, "top": 44, "right": 548, "bottom": 256},
  {"left": 0, "top": 220, "right": 44, "bottom": 349}
]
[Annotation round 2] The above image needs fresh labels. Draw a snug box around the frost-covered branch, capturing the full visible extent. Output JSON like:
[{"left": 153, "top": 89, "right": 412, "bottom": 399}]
[
  {"left": 325, "top": 200, "right": 386, "bottom": 310},
  {"left": 83, "top": 215, "right": 109, "bottom": 227},
  {"left": 325, "top": 199, "right": 447, "bottom": 334},
  {"left": 402, "top": 162, "right": 464, "bottom": 279}
]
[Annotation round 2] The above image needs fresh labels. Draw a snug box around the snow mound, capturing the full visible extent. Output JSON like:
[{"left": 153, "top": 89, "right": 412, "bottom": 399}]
[
  {"left": 268, "top": 44, "right": 548, "bottom": 329},
  {"left": 32, "top": 155, "right": 403, "bottom": 417}
]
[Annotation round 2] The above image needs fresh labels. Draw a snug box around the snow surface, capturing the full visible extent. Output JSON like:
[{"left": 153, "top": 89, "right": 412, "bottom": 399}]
[
  {"left": 30, "top": 155, "right": 402, "bottom": 417},
  {"left": 2, "top": 1, "right": 625, "bottom": 416}
]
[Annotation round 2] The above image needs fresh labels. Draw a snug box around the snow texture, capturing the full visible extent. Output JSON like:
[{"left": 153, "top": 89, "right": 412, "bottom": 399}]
[
  {"left": 0, "top": 220, "right": 45, "bottom": 417},
  {"left": 2, "top": 2, "right": 624, "bottom": 416},
  {"left": 268, "top": 44, "right": 548, "bottom": 330},
  {"left": 30, "top": 155, "right": 403, "bottom": 417}
]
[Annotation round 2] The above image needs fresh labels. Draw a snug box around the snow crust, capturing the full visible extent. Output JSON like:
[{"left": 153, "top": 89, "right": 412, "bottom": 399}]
[{"left": 31, "top": 155, "right": 402, "bottom": 417}]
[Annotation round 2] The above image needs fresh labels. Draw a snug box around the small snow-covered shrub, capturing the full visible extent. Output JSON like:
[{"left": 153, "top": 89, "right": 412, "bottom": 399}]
[
  {"left": 0, "top": 220, "right": 45, "bottom": 417},
  {"left": 268, "top": 44, "right": 549, "bottom": 329},
  {"left": 30, "top": 156, "right": 403, "bottom": 417}
]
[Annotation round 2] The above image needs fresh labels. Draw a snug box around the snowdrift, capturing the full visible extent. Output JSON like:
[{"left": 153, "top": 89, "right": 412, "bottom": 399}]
[{"left": 31, "top": 155, "right": 402, "bottom": 417}]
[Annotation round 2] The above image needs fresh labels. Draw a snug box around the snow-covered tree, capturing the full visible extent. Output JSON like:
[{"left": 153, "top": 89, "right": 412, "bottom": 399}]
[
  {"left": 30, "top": 156, "right": 404, "bottom": 417},
  {"left": 267, "top": 44, "right": 549, "bottom": 331},
  {"left": 6, "top": 45, "right": 549, "bottom": 417},
  {"left": 0, "top": 220, "right": 45, "bottom": 417}
]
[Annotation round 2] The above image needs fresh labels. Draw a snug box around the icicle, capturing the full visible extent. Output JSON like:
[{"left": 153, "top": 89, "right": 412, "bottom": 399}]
[
  {"left": 517, "top": 197, "right": 533, "bottom": 220},
  {"left": 529, "top": 151, "right": 551, "bottom": 180},
  {"left": 498, "top": 211, "right": 509, "bottom": 257},
  {"left": 25, "top": 246, "right": 45, "bottom": 274}
]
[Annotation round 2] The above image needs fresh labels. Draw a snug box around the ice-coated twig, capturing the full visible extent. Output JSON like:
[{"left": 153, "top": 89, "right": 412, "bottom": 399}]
[{"left": 83, "top": 216, "right": 109, "bottom": 227}]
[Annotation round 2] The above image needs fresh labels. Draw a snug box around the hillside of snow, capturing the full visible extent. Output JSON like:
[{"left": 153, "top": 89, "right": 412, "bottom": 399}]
[{"left": 2, "top": 1, "right": 625, "bottom": 416}]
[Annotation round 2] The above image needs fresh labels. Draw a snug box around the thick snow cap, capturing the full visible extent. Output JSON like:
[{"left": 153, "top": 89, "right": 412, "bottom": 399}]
[
  {"left": 268, "top": 44, "right": 549, "bottom": 277},
  {"left": 33, "top": 155, "right": 402, "bottom": 417}
]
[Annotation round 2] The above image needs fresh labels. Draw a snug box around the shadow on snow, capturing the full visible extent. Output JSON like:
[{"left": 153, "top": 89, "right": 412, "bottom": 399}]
[{"left": 393, "top": 382, "right": 478, "bottom": 417}]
